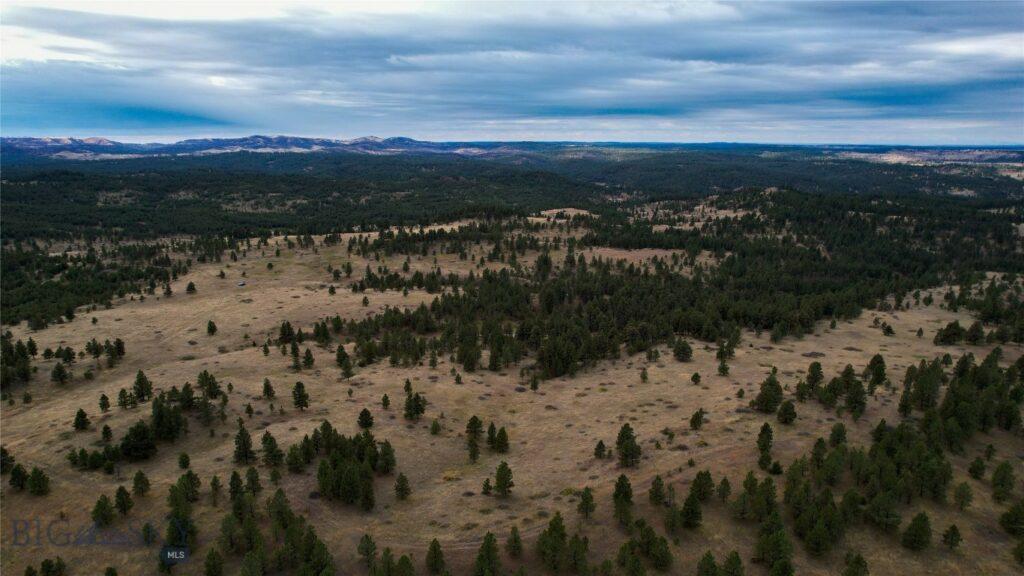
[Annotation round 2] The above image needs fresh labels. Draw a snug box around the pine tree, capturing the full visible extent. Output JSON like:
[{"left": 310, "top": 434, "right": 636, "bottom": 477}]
[
  {"left": 992, "top": 461, "right": 1015, "bottom": 503},
  {"left": 303, "top": 348, "right": 314, "bottom": 368},
  {"left": 261, "top": 431, "right": 283, "bottom": 467},
  {"left": 234, "top": 422, "right": 255, "bottom": 464},
  {"left": 577, "top": 486, "right": 596, "bottom": 519},
  {"left": 9, "top": 464, "right": 27, "bottom": 490},
  {"left": 506, "top": 525, "right": 523, "bottom": 558},
  {"left": 466, "top": 415, "right": 483, "bottom": 440},
  {"left": 721, "top": 551, "right": 744, "bottom": 576},
  {"left": 210, "top": 475, "right": 222, "bottom": 506},
  {"left": 594, "top": 440, "right": 606, "bottom": 459},
  {"left": 1000, "top": 500, "right": 1024, "bottom": 536},
  {"left": 718, "top": 477, "right": 732, "bottom": 503},
  {"left": 114, "top": 485, "right": 133, "bottom": 516},
  {"left": 494, "top": 427, "right": 509, "bottom": 453},
  {"left": 777, "top": 401, "right": 797, "bottom": 425},
  {"left": 99, "top": 394, "right": 110, "bottom": 413},
  {"left": 207, "top": 320, "right": 217, "bottom": 335},
  {"left": 690, "top": 408, "right": 705, "bottom": 430},
  {"left": 902, "top": 512, "right": 932, "bottom": 551},
  {"left": 292, "top": 381, "right": 310, "bottom": 411},
  {"left": 842, "top": 552, "right": 868, "bottom": 576},
  {"left": 425, "top": 538, "right": 445, "bottom": 574},
  {"left": 73, "top": 409, "right": 90, "bottom": 431},
  {"left": 204, "top": 549, "right": 224, "bottom": 576},
  {"left": 845, "top": 379, "right": 867, "bottom": 421},
  {"left": 682, "top": 492, "right": 702, "bottom": 528},
  {"left": 495, "top": 461, "right": 514, "bottom": 497},
  {"left": 51, "top": 362, "right": 70, "bottom": 385},
  {"left": 358, "top": 408, "right": 374, "bottom": 429},
  {"left": 262, "top": 378, "right": 275, "bottom": 399},
  {"left": 473, "top": 532, "right": 501, "bottom": 576},
  {"left": 396, "top": 555, "right": 414, "bottom": 576},
  {"left": 697, "top": 551, "right": 719, "bottom": 576},
  {"left": 395, "top": 473, "right": 411, "bottom": 500},
  {"left": 27, "top": 467, "right": 49, "bottom": 495},
  {"left": 673, "top": 339, "right": 693, "bottom": 362},
  {"left": 132, "top": 470, "right": 150, "bottom": 496},
  {"left": 616, "top": 423, "right": 641, "bottom": 467},
  {"left": 92, "top": 494, "right": 115, "bottom": 527},
  {"left": 613, "top": 474, "right": 633, "bottom": 526},
  {"left": 358, "top": 534, "right": 377, "bottom": 567},
  {"left": 245, "top": 466, "right": 261, "bottom": 496},
  {"left": 954, "top": 482, "right": 973, "bottom": 511},
  {"left": 133, "top": 370, "right": 152, "bottom": 402},
  {"left": 537, "top": 512, "right": 568, "bottom": 572},
  {"left": 942, "top": 524, "right": 962, "bottom": 549},
  {"left": 753, "top": 372, "right": 783, "bottom": 412},
  {"left": 649, "top": 475, "right": 666, "bottom": 505}
]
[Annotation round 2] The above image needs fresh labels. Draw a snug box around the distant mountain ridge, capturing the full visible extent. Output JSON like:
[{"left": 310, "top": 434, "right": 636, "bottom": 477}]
[
  {"left": 2, "top": 135, "right": 1022, "bottom": 163},
  {"left": 0, "top": 134, "right": 554, "bottom": 159}
]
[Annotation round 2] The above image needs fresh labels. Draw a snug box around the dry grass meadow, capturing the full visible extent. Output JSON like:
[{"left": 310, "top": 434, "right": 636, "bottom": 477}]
[{"left": 2, "top": 233, "right": 1021, "bottom": 575}]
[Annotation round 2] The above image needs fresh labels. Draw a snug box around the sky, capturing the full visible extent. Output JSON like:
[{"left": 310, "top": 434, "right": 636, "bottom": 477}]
[{"left": 2, "top": 0, "right": 1023, "bottom": 144}]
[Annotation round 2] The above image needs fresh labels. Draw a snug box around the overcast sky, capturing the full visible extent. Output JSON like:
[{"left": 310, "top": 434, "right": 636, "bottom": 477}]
[{"left": 2, "top": 1, "right": 1022, "bottom": 144}]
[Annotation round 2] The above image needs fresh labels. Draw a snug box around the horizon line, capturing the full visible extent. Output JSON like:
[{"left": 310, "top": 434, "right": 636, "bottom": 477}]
[{"left": 3, "top": 133, "right": 1024, "bottom": 149}]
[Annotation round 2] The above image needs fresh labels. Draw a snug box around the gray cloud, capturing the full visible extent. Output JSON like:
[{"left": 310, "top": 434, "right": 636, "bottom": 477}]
[{"left": 2, "top": 1, "right": 1021, "bottom": 143}]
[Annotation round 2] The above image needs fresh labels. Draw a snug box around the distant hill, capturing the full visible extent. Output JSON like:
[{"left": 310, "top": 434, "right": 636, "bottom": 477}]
[{"left": 3, "top": 134, "right": 1022, "bottom": 163}]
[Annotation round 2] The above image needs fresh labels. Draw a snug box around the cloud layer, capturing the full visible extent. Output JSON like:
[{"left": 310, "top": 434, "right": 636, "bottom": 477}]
[{"left": 2, "top": 1, "right": 1022, "bottom": 143}]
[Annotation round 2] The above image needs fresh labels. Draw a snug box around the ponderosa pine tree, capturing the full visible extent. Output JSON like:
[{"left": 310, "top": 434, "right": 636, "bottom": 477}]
[
  {"left": 473, "top": 532, "right": 501, "bottom": 576},
  {"left": 842, "top": 552, "right": 868, "bottom": 576},
  {"left": 777, "top": 401, "right": 797, "bottom": 424},
  {"left": 721, "top": 551, "right": 744, "bottom": 576},
  {"left": 495, "top": 461, "right": 514, "bottom": 497},
  {"left": 682, "top": 492, "right": 702, "bottom": 528},
  {"left": 697, "top": 551, "right": 718, "bottom": 576},
  {"left": 234, "top": 422, "right": 255, "bottom": 464},
  {"left": 132, "top": 470, "right": 150, "bottom": 496},
  {"left": 494, "top": 427, "right": 509, "bottom": 453},
  {"left": 753, "top": 372, "right": 783, "bottom": 413},
  {"left": 537, "top": 512, "right": 568, "bottom": 572},
  {"left": 358, "top": 534, "right": 377, "bottom": 567},
  {"left": 1000, "top": 500, "right": 1024, "bottom": 537},
  {"left": 9, "top": 464, "right": 27, "bottom": 490},
  {"left": 92, "top": 494, "right": 115, "bottom": 527},
  {"left": 578, "top": 486, "right": 596, "bottom": 519},
  {"left": 292, "top": 381, "right": 309, "bottom": 411},
  {"left": 954, "top": 482, "right": 973, "bottom": 511},
  {"left": 506, "top": 525, "right": 523, "bottom": 558},
  {"left": 902, "top": 512, "right": 932, "bottom": 550},
  {"left": 674, "top": 339, "right": 693, "bottom": 362},
  {"left": 73, "top": 409, "right": 90, "bottom": 431},
  {"left": 358, "top": 408, "right": 374, "bottom": 429},
  {"left": 690, "top": 408, "right": 705, "bottom": 430},
  {"left": 51, "top": 362, "right": 69, "bottom": 385},
  {"left": 616, "top": 423, "right": 641, "bottom": 467},
  {"left": 115, "top": 486, "right": 133, "bottom": 516},
  {"left": 613, "top": 474, "right": 633, "bottom": 526},
  {"left": 992, "top": 461, "right": 1015, "bottom": 503},
  {"left": 942, "top": 524, "right": 962, "bottom": 549},
  {"left": 649, "top": 475, "right": 666, "bottom": 505},
  {"left": 395, "top": 473, "right": 411, "bottom": 500},
  {"left": 425, "top": 538, "right": 445, "bottom": 574}
]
